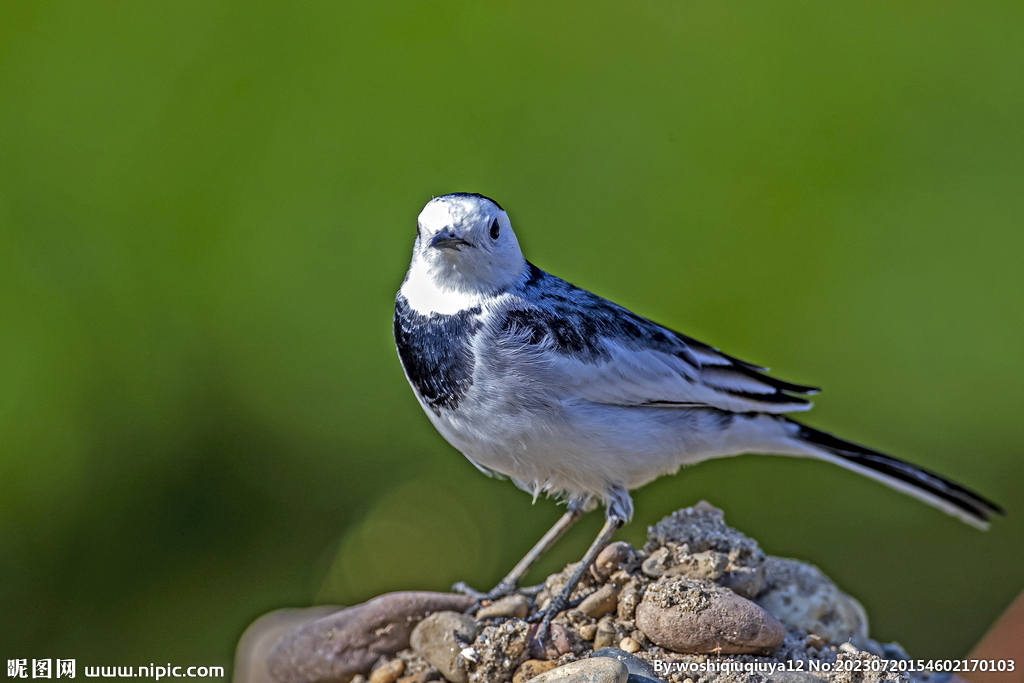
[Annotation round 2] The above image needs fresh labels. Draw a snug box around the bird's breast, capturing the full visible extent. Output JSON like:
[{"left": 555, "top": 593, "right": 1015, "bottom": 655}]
[{"left": 394, "top": 294, "right": 483, "bottom": 413}]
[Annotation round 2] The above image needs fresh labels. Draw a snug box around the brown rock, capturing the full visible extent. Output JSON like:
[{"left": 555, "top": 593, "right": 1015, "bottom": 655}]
[
  {"left": 267, "top": 592, "right": 474, "bottom": 683},
  {"left": 368, "top": 659, "right": 405, "bottom": 683},
  {"left": 235, "top": 606, "right": 341, "bottom": 683},
  {"left": 512, "top": 660, "right": 559, "bottom": 683},
  {"left": 527, "top": 623, "right": 577, "bottom": 660},
  {"left": 476, "top": 594, "right": 530, "bottom": 620},
  {"left": 635, "top": 577, "right": 784, "bottom": 655},
  {"left": 578, "top": 584, "right": 619, "bottom": 619},
  {"left": 590, "top": 542, "right": 639, "bottom": 581},
  {"left": 410, "top": 611, "right": 479, "bottom": 683}
]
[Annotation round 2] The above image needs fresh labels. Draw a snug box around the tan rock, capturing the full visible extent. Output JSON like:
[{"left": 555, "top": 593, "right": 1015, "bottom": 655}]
[
  {"left": 477, "top": 594, "right": 530, "bottom": 620},
  {"left": 512, "top": 659, "right": 559, "bottom": 683},
  {"left": 635, "top": 577, "right": 784, "bottom": 654},
  {"left": 578, "top": 584, "right": 619, "bottom": 619},
  {"left": 528, "top": 658, "right": 628, "bottom": 683},
  {"left": 368, "top": 659, "right": 404, "bottom": 683},
  {"left": 410, "top": 611, "right": 479, "bottom": 683}
]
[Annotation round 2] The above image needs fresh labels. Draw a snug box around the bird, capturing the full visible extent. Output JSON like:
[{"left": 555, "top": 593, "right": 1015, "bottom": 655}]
[{"left": 392, "top": 192, "right": 1002, "bottom": 636}]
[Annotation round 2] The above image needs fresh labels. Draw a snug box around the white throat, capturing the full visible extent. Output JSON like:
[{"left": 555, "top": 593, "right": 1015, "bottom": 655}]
[{"left": 400, "top": 257, "right": 487, "bottom": 315}]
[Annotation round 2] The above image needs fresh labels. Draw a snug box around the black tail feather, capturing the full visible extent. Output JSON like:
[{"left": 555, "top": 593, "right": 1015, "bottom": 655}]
[{"left": 788, "top": 418, "right": 1004, "bottom": 526}]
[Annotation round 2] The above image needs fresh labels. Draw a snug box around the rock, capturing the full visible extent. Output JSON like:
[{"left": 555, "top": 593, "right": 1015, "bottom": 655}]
[
  {"left": 591, "top": 542, "right": 639, "bottom": 581},
  {"left": 513, "top": 659, "right": 559, "bottom": 683},
  {"left": 593, "top": 618, "right": 618, "bottom": 650},
  {"left": 235, "top": 606, "right": 341, "bottom": 683},
  {"left": 664, "top": 550, "right": 728, "bottom": 580},
  {"left": 579, "top": 624, "right": 598, "bottom": 641},
  {"left": 635, "top": 577, "right": 784, "bottom": 654},
  {"left": 528, "top": 658, "right": 628, "bottom": 683},
  {"left": 578, "top": 584, "right": 619, "bottom": 619},
  {"left": 616, "top": 579, "right": 644, "bottom": 621},
  {"left": 618, "top": 637, "right": 640, "bottom": 653},
  {"left": 590, "top": 648, "right": 659, "bottom": 680},
  {"left": 755, "top": 557, "right": 869, "bottom": 647},
  {"left": 477, "top": 594, "right": 530, "bottom": 620},
  {"left": 368, "top": 659, "right": 405, "bottom": 683},
  {"left": 528, "top": 623, "right": 578, "bottom": 659},
  {"left": 467, "top": 619, "right": 533, "bottom": 683},
  {"left": 409, "top": 611, "right": 479, "bottom": 683},
  {"left": 267, "top": 592, "right": 474, "bottom": 683}
]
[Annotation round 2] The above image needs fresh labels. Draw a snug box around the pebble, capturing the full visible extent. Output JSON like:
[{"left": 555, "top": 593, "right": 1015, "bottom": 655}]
[
  {"left": 592, "top": 618, "right": 618, "bottom": 650},
  {"left": 409, "top": 611, "right": 479, "bottom": 683},
  {"left": 578, "top": 584, "right": 620, "bottom": 619},
  {"left": 618, "top": 637, "right": 640, "bottom": 653},
  {"left": 635, "top": 578, "right": 784, "bottom": 654},
  {"left": 266, "top": 591, "right": 474, "bottom": 683},
  {"left": 579, "top": 624, "right": 598, "bottom": 641},
  {"left": 528, "top": 658, "right": 628, "bottom": 683},
  {"left": 368, "top": 659, "right": 404, "bottom": 683},
  {"left": 528, "top": 623, "right": 577, "bottom": 660},
  {"left": 590, "top": 647, "right": 660, "bottom": 679},
  {"left": 477, "top": 594, "right": 530, "bottom": 620},
  {"left": 591, "top": 542, "right": 638, "bottom": 581},
  {"left": 513, "top": 659, "right": 559, "bottom": 683}
]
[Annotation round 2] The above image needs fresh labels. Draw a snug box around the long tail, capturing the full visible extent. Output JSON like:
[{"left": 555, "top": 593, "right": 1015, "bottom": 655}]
[{"left": 785, "top": 417, "right": 1004, "bottom": 529}]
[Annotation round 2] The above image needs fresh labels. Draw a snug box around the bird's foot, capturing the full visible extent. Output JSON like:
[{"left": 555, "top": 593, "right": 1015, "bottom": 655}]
[{"left": 525, "top": 591, "right": 568, "bottom": 652}]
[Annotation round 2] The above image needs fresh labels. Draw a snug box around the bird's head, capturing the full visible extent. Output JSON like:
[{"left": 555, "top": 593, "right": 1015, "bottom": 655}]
[{"left": 408, "top": 193, "right": 526, "bottom": 298}]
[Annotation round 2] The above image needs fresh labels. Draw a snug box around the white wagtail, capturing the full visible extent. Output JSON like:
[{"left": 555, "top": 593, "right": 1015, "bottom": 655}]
[{"left": 393, "top": 192, "right": 1002, "bottom": 633}]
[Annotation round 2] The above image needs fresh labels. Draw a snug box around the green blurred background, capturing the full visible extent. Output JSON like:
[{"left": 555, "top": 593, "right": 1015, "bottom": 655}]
[{"left": 2, "top": 0, "right": 1022, "bottom": 669}]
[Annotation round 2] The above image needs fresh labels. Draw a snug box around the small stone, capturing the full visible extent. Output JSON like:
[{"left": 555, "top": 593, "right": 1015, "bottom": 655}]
[
  {"left": 528, "top": 657, "right": 628, "bottom": 683},
  {"left": 616, "top": 580, "right": 643, "bottom": 622},
  {"left": 351, "top": 677, "right": 367, "bottom": 683},
  {"left": 477, "top": 594, "right": 530, "bottom": 620},
  {"left": 578, "top": 584, "right": 620, "bottom": 619},
  {"left": 528, "top": 623, "right": 577, "bottom": 660},
  {"left": 579, "top": 624, "right": 598, "bottom": 641},
  {"left": 641, "top": 548, "right": 671, "bottom": 578},
  {"left": 410, "top": 611, "right": 479, "bottom": 683},
  {"left": 512, "top": 659, "right": 559, "bottom": 683},
  {"left": 618, "top": 637, "right": 640, "bottom": 653},
  {"left": 590, "top": 648, "right": 659, "bottom": 679},
  {"left": 635, "top": 577, "right": 784, "bottom": 655},
  {"left": 805, "top": 634, "right": 827, "bottom": 649},
  {"left": 593, "top": 618, "right": 618, "bottom": 650},
  {"left": 591, "top": 542, "right": 639, "bottom": 581},
  {"left": 664, "top": 550, "right": 728, "bottom": 581},
  {"left": 368, "top": 659, "right": 405, "bottom": 683}
]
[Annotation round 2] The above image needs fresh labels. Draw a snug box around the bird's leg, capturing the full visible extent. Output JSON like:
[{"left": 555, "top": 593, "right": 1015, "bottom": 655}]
[
  {"left": 528, "top": 487, "right": 632, "bottom": 647},
  {"left": 453, "top": 498, "right": 590, "bottom": 602}
]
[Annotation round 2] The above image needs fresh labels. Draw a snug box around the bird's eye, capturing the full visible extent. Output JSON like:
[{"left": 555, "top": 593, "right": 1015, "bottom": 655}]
[{"left": 490, "top": 218, "right": 501, "bottom": 240}]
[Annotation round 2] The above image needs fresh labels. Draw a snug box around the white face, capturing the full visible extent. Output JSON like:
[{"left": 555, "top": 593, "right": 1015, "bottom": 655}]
[{"left": 404, "top": 194, "right": 527, "bottom": 309}]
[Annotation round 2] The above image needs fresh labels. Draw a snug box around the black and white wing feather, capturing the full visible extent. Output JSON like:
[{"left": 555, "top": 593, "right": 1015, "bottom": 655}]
[{"left": 502, "top": 263, "right": 819, "bottom": 415}]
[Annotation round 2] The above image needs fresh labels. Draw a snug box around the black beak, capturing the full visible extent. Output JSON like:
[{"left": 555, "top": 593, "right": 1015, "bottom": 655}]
[{"left": 429, "top": 232, "right": 473, "bottom": 251}]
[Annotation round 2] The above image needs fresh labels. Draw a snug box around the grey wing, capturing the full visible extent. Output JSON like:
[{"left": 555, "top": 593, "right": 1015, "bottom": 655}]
[{"left": 502, "top": 271, "right": 819, "bottom": 414}]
